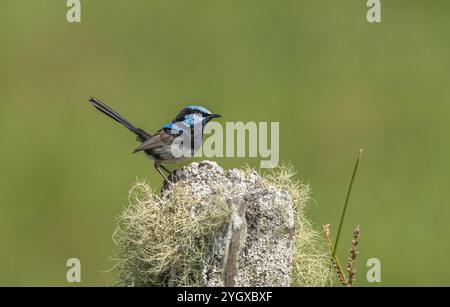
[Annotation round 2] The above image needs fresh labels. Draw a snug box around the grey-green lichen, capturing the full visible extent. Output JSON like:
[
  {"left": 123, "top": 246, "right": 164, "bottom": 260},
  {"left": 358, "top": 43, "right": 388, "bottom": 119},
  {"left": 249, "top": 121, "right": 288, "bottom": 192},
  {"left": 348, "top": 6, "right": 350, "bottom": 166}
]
[{"left": 113, "top": 161, "right": 333, "bottom": 287}]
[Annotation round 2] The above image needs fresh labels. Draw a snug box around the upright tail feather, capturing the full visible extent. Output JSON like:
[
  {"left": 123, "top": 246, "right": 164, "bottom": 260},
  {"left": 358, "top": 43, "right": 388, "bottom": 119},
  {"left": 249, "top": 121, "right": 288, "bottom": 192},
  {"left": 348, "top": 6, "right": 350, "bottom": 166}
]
[{"left": 89, "top": 97, "right": 151, "bottom": 141}]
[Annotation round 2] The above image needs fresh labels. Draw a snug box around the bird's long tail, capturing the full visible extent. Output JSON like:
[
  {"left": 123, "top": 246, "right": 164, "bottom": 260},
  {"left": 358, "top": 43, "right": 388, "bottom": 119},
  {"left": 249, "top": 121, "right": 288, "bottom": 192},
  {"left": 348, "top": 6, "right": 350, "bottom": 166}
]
[{"left": 89, "top": 97, "right": 151, "bottom": 141}]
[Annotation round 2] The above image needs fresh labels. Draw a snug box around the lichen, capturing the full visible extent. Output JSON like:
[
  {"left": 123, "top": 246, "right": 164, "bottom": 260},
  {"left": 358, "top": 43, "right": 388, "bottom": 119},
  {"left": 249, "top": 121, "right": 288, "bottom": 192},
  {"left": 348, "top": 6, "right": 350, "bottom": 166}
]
[
  {"left": 113, "top": 161, "right": 333, "bottom": 287},
  {"left": 113, "top": 182, "right": 230, "bottom": 286}
]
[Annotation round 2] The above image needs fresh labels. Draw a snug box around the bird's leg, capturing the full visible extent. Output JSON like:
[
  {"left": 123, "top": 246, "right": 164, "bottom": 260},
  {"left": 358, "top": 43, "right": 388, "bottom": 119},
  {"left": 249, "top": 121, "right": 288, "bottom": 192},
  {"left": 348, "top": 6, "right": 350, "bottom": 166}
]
[
  {"left": 160, "top": 165, "right": 171, "bottom": 174},
  {"left": 160, "top": 164, "right": 179, "bottom": 184},
  {"left": 154, "top": 161, "right": 173, "bottom": 185}
]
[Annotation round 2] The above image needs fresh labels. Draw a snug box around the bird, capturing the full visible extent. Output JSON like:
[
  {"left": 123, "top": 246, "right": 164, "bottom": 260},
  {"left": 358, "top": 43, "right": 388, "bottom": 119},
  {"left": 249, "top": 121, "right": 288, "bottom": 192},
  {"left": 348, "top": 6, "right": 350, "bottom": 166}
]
[{"left": 88, "top": 97, "right": 221, "bottom": 184}]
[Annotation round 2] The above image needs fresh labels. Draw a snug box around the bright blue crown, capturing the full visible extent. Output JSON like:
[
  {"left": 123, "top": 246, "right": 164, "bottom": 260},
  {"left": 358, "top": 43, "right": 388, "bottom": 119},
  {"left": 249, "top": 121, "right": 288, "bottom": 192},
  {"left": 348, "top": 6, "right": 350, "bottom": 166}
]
[{"left": 186, "top": 105, "right": 212, "bottom": 114}]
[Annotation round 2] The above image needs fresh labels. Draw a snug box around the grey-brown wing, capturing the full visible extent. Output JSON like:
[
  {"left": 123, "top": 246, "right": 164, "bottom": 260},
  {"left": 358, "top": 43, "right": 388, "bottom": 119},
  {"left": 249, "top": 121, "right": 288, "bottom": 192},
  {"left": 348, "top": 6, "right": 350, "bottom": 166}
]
[{"left": 133, "top": 129, "right": 175, "bottom": 153}]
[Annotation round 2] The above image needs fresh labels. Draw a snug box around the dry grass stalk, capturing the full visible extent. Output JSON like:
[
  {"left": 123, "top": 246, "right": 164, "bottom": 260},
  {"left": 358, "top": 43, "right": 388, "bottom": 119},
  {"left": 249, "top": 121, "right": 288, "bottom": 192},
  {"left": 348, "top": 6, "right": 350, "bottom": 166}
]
[
  {"left": 323, "top": 224, "right": 348, "bottom": 286},
  {"left": 323, "top": 224, "right": 360, "bottom": 287},
  {"left": 347, "top": 224, "right": 360, "bottom": 285}
]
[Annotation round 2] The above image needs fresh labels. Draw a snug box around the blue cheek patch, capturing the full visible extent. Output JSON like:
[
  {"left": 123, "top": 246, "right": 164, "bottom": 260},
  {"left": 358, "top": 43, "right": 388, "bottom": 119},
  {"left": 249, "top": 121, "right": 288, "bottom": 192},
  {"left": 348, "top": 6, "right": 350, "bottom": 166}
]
[
  {"left": 183, "top": 115, "right": 195, "bottom": 126},
  {"left": 164, "top": 114, "right": 205, "bottom": 134},
  {"left": 183, "top": 114, "right": 205, "bottom": 126}
]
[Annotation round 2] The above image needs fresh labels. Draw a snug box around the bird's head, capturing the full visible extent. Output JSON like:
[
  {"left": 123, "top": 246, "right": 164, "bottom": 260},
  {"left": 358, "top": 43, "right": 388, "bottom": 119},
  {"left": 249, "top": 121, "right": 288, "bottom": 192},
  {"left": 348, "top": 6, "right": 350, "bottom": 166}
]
[{"left": 172, "top": 105, "right": 221, "bottom": 126}]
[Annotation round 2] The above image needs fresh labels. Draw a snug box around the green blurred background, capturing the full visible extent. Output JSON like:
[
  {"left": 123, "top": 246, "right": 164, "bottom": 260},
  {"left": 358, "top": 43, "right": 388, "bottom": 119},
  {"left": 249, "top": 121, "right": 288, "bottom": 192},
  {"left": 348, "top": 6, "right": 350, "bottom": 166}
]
[{"left": 1, "top": 0, "right": 449, "bottom": 286}]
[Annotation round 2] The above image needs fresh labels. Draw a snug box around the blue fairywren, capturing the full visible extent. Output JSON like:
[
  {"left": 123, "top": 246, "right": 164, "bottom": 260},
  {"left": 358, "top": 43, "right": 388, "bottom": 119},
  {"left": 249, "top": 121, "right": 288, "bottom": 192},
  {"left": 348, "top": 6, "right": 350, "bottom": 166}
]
[{"left": 89, "top": 97, "right": 221, "bottom": 184}]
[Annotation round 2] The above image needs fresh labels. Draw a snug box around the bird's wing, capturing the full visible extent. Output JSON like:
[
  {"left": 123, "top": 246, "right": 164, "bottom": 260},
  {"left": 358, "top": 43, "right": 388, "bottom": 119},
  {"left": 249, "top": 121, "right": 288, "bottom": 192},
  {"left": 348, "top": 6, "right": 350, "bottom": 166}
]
[{"left": 133, "top": 129, "right": 175, "bottom": 153}]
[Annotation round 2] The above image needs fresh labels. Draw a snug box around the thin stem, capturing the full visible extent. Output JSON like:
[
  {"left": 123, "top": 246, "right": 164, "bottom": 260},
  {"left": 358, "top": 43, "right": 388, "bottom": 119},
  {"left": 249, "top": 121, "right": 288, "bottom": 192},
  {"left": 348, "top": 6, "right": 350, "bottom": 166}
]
[
  {"left": 323, "top": 224, "right": 348, "bottom": 286},
  {"left": 333, "top": 149, "right": 363, "bottom": 258}
]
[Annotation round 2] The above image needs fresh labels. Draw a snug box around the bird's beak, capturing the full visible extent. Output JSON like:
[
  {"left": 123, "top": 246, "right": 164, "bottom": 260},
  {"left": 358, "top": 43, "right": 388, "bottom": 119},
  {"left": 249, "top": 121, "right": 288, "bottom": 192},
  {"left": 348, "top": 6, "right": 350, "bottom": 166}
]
[{"left": 209, "top": 114, "right": 221, "bottom": 119}]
